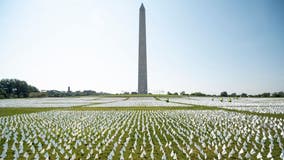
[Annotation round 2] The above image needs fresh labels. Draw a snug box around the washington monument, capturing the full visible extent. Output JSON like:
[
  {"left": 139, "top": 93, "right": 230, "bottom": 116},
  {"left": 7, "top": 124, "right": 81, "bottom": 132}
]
[{"left": 138, "top": 3, "right": 148, "bottom": 94}]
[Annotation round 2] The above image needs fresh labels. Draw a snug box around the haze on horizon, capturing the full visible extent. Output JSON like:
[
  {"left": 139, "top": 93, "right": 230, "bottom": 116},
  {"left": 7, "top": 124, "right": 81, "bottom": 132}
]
[{"left": 0, "top": 0, "right": 284, "bottom": 95}]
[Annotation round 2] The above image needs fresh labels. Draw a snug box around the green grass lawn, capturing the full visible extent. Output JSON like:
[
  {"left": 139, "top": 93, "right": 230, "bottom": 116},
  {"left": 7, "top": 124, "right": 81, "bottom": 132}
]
[{"left": 0, "top": 107, "right": 62, "bottom": 117}]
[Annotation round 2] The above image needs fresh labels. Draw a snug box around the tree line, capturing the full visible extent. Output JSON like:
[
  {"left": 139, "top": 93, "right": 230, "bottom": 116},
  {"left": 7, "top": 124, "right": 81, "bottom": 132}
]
[
  {"left": 219, "top": 91, "right": 284, "bottom": 97},
  {"left": 167, "top": 91, "right": 284, "bottom": 97},
  {"left": 0, "top": 79, "right": 109, "bottom": 99},
  {"left": 1, "top": 79, "right": 283, "bottom": 99},
  {"left": 0, "top": 79, "right": 39, "bottom": 98}
]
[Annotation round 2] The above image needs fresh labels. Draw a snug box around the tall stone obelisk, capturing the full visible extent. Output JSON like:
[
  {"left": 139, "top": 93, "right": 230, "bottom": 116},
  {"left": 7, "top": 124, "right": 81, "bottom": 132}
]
[{"left": 138, "top": 3, "right": 148, "bottom": 94}]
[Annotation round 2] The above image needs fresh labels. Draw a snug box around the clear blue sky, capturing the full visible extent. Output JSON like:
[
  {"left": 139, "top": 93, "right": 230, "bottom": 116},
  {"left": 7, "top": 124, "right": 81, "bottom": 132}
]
[{"left": 0, "top": 0, "right": 284, "bottom": 94}]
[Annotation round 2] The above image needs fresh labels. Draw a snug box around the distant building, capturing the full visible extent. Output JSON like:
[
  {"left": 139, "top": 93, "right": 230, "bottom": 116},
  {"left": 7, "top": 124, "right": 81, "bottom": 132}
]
[{"left": 68, "top": 86, "right": 71, "bottom": 93}]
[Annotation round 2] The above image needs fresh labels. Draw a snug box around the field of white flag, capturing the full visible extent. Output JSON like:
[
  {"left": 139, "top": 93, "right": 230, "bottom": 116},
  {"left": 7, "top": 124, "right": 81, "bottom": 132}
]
[
  {"left": 90, "top": 97, "right": 184, "bottom": 107},
  {"left": 166, "top": 97, "right": 284, "bottom": 114},
  {"left": 0, "top": 96, "right": 284, "bottom": 159},
  {"left": 0, "top": 110, "right": 283, "bottom": 159}
]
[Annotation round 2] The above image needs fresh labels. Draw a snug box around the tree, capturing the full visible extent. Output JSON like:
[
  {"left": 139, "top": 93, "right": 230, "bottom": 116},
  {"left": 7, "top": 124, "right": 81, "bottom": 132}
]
[
  {"left": 28, "top": 85, "right": 39, "bottom": 93},
  {"left": 29, "top": 92, "right": 47, "bottom": 98},
  {"left": 0, "top": 88, "right": 6, "bottom": 99},
  {"left": 272, "top": 92, "right": 284, "bottom": 97},
  {"left": 220, "top": 91, "right": 228, "bottom": 97},
  {"left": 82, "top": 90, "right": 97, "bottom": 96},
  {"left": 190, "top": 92, "right": 206, "bottom": 97},
  {"left": 230, "top": 93, "right": 237, "bottom": 97},
  {"left": 0, "top": 79, "right": 39, "bottom": 98},
  {"left": 261, "top": 93, "right": 270, "bottom": 97},
  {"left": 180, "top": 91, "right": 186, "bottom": 96},
  {"left": 46, "top": 90, "right": 64, "bottom": 97},
  {"left": 241, "top": 93, "right": 248, "bottom": 97}
]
